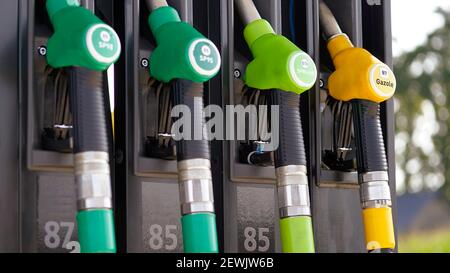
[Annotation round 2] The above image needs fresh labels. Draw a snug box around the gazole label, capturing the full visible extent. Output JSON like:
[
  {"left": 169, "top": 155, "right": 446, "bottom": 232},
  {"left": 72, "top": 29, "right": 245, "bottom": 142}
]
[
  {"left": 86, "top": 24, "right": 121, "bottom": 64},
  {"left": 369, "top": 63, "right": 396, "bottom": 99},
  {"left": 188, "top": 38, "right": 221, "bottom": 77}
]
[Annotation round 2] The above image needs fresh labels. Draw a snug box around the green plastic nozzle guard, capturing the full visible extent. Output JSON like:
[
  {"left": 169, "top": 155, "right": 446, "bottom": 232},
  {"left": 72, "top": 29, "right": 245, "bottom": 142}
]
[
  {"left": 181, "top": 213, "right": 219, "bottom": 253},
  {"left": 279, "top": 216, "right": 315, "bottom": 253},
  {"left": 243, "top": 19, "right": 317, "bottom": 94},
  {"left": 77, "top": 209, "right": 116, "bottom": 253},
  {"left": 148, "top": 6, "right": 221, "bottom": 83},
  {"left": 46, "top": 0, "right": 121, "bottom": 71}
]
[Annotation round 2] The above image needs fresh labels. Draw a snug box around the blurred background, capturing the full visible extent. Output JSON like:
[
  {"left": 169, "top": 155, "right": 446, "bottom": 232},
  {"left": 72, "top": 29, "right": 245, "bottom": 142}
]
[{"left": 392, "top": 0, "right": 450, "bottom": 253}]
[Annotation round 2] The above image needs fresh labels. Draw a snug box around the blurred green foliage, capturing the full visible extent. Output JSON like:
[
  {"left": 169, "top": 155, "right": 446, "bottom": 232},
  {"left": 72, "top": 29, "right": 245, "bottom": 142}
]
[{"left": 394, "top": 9, "right": 450, "bottom": 198}]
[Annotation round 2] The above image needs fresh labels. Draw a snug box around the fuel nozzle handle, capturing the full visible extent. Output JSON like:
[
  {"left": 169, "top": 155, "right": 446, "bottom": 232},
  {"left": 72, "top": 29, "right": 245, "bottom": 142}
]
[
  {"left": 234, "top": 0, "right": 317, "bottom": 94},
  {"left": 145, "top": 0, "right": 221, "bottom": 83},
  {"left": 318, "top": 0, "right": 396, "bottom": 103}
]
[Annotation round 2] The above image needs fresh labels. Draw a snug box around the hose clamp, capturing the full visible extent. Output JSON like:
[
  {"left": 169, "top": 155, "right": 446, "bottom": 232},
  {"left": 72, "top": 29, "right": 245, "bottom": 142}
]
[
  {"left": 178, "top": 159, "right": 215, "bottom": 215},
  {"left": 360, "top": 171, "right": 392, "bottom": 209},
  {"left": 75, "top": 152, "right": 112, "bottom": 210},
  {"left": 276, "top": 165, "right": 311, "bottom": 218}
]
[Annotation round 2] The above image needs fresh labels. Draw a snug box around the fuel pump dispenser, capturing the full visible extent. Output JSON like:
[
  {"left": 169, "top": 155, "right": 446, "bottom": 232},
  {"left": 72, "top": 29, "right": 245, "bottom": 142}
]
[
  {"left": 0, "top": 0, "right": 398, "bottom": 254},
  {"left": 45, "top": 0, "right": 121, "bottom": 253},
  {"left": 319, "top": 0, "right": 396, "bottom": 253},
  {"left": 144, "top": 0, "right": 221, "bottom": 253},
  {"left": 235, "top": 0, "right": 317, "bottom": 253}
]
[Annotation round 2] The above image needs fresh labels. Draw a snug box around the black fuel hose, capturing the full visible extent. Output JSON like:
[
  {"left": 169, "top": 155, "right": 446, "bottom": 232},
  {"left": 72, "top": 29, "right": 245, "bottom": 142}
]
[
  {"left": 171, "top": 79, "right": 210, "bottom": 161},
  {"left": 68, "top": 67, "right": 109, "bottom": 153},
  {"left": 270, "top": 90, "right": 307, "bottom": 168},
  {"left": 352, "top": 100, "right": 388, "bottom": 173}
]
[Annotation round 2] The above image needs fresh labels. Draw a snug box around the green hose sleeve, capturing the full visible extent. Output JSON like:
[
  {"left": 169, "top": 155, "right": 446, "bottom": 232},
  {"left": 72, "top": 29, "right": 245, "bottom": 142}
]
[
  {"left": 181, "top": 213, "right": 219, "bottom": 253},
  {"left": 76, "top": 209, "right": 116, "bottom": 253},
  {"left": 279, "top": 216, "right": 315, "bottom": 253}
]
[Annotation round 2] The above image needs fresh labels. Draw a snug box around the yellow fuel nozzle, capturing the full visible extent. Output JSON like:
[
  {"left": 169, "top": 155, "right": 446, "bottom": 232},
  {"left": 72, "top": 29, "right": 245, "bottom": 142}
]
[
  {"left": 319, "top": 1, "right": 396, "bottom": 103},
  {"left": 327, "top": 34, "right": 396, "bottom": 103},
  {"left": 319, "top": 0, "right": 396, "bottom": 253}
]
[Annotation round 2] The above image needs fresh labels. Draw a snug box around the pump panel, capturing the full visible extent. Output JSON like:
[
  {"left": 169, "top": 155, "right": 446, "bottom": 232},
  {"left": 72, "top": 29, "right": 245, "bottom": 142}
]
[{"left": 0, "top": 0, "right": 397, "bottom": 253}]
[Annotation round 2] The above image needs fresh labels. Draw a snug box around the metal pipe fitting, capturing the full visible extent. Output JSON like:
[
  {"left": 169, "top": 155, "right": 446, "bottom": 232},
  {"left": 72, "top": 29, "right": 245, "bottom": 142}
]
[
  {"left": 360, "top": 171, "right": 392, "bottom": 209},
  {"left": 75, "top": 152, "right": 113, "bottom": 210},
  {"left": 276, "top": 165, "right": 311, "bottom": 218},
  {"left": 178, "top": 159, "right": 215, "bottom": 215}
]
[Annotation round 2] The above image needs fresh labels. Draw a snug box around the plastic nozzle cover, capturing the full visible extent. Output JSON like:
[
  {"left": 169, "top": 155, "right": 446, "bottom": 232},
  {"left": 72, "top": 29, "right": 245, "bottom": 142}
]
[
  {"left": 147, "top": 6, "right": 221, "bottom": 83},
  {"left": 46, "top": 1, "right": 121, "bottom": 70},
  {"left": 243, "top": 19, "right": 317, "bottom": 94}
]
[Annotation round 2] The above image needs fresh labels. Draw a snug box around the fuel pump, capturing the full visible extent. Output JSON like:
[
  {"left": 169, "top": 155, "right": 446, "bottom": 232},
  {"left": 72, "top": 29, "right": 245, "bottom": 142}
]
[
  {"left": 234, "top": 0, "right": 317, "bottom": 253},
  {"left": 45, "top": 0, "right": 121, "bottom": 253},
  {"left": 319, "top": 0, "right": 396, "bottom": 253},
  {"left": 144, "top": 0, "right": 221, "bottom": 253}
]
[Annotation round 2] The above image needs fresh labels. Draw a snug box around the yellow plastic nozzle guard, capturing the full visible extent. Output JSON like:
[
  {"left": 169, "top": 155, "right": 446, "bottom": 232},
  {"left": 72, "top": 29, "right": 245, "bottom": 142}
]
[{"left": 327, "top": 34, "right": 396, "bottom": 103}]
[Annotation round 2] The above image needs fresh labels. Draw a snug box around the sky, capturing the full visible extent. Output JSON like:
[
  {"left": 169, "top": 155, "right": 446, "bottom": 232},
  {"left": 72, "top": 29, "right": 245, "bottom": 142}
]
[{"left": 391, "top": 0, "right": 450, "bottom": 57}]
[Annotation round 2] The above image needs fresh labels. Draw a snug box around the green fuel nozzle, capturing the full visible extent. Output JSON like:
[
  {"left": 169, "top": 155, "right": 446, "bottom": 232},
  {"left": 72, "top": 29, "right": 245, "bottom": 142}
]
[
  {"left": 235, "top": 0, "right": 317, "bottom": 94},
  {"left": 146, "top": 0, "right": 220, "bottom": 253},
  {"left": 235, "top": 0, "right": 316, "bottom": 253},
  {"left": 46, "top": 0, "right": 121, "bottom": 71},
  {"left": 46, "top": 0, "right": 121, "bottom": 253},
  {"left": 147, "top": 5, "right": 221, "bottom": 83}
]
